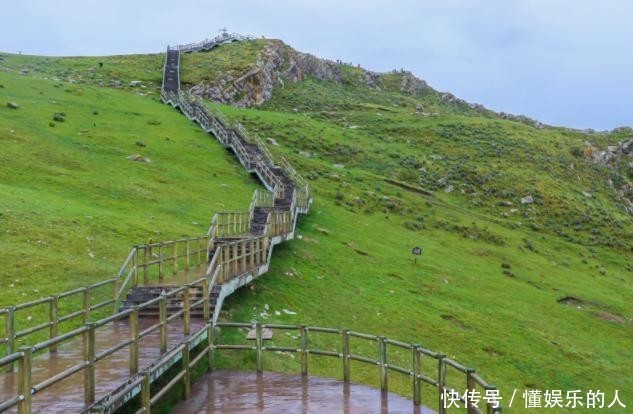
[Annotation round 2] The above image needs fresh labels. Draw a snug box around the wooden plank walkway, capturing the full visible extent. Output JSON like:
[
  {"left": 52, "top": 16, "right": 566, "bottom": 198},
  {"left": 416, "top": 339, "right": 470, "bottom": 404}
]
[
  {"left": 0, "top": 32, "right": 312, "bottom": 413},
  {"left": 0, "top": 31, "right": 503, "bottom": 414}
]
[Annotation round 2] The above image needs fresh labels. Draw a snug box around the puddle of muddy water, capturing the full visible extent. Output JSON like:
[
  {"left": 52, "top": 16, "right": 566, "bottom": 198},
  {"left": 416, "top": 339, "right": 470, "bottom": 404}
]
[{"left": 172, "top": 370, "right": 434, "bottom": 414}]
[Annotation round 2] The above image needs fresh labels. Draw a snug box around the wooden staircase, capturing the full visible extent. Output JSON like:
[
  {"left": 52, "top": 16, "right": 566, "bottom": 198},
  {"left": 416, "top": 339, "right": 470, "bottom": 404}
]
[
  {"left": 121, "top": 285, "right": 221, "bottom": 318},
  {"left": 118, "top": 33, "right": 310, "bottom": 321}
]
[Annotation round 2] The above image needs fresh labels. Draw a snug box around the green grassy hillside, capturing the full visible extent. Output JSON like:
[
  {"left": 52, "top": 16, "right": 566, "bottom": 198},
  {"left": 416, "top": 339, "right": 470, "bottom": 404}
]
[
  {"left": 0, "top": 69, "right": 258, "bottom": 304},
  {"left": 216, "top": 104, "right": 632, "bottom": 412},
  {"left": 1, "top": 42, "right": 632, "bottom": 413}
]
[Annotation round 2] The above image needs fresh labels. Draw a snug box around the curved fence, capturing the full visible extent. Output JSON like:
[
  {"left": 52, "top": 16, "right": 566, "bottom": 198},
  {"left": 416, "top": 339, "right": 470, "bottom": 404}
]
[{"left": 82, "top": 319, "right": 503, "bottom": 414}]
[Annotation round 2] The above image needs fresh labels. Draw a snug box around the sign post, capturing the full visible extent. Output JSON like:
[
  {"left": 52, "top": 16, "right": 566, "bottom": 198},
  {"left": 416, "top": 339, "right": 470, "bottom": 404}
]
[{"left": 411, "top": 246, "right": 423, "bottom": 264}]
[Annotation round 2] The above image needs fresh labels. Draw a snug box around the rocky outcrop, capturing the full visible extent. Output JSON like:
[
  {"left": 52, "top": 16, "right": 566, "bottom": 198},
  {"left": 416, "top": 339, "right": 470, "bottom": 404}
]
[
  {"left": 190, "top": 40, "right": 344, "bottom": 106},
  {"left": 584, "top": 138, "right": 633, "bottom": 166},
  {"left": 585, "top": 138, "right": 633, "bottom": 165},
  {"left": 621, "top": 184, "right": 633, "bottom": 214},
  {"left": 584, "top": 137, "right": 633, "bottom": 214},
  {"left": 188, "top": 40, "right": 436, "bottom": 107},
  {"left": 498, "top": 112, "right": 545, "bottom": 129}
]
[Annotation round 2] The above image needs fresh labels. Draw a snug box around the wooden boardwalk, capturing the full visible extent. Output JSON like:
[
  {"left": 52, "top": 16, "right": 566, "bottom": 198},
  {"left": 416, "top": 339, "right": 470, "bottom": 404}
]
[
  {"left": 0, "top": 32, "right": 502, "bottom": 414},
  {"left": 0, "top": 32, "right": 311, "bottom": 413}
]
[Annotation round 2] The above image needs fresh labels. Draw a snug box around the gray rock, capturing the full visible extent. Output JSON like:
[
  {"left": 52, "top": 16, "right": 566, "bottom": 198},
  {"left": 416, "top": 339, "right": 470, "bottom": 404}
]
[
  {"left": 127, "top": 154, "right": 151, "bottom": 163},
  {"left": 585, "top": 137, "right": 633, "bottom": 166},
  {"left": 189, "top": 40, "right": 431, "bottom": 108},
  {"left": 521, "top": 195, "right": 534, "bottom": 204},
  {"left": 129, "top": 80, "right": 143, "bottom": 87},
  {"left": 6, "top": 102, "right": 19, "bottom": 109}
]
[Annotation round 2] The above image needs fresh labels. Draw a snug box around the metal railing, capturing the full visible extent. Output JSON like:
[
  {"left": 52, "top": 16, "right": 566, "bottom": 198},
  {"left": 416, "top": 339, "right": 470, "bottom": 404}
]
[{"left": 173, "top": 32, "right": 254, "bottom": 53}]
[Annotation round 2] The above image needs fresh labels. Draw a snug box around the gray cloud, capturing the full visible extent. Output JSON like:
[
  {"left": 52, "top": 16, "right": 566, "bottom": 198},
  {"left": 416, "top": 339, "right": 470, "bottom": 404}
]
[{"left": 2, "top": 0, "right": 632, "bottom": 130}]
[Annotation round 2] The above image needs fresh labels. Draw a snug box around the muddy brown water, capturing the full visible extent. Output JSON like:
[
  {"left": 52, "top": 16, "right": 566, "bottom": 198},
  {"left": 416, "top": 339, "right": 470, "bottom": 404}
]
[{"left": 172, "top": 370, "right": 434, "bottom": 414}]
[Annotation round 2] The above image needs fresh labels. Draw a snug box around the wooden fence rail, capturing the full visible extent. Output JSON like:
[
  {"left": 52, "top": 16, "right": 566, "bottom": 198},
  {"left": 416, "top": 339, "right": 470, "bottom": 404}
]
[
  {"left": 0, "top": 273, "right": 218, "bottom": 413},
  {"left": 78, "top": 319, "right": 503, "bottom": 414}
]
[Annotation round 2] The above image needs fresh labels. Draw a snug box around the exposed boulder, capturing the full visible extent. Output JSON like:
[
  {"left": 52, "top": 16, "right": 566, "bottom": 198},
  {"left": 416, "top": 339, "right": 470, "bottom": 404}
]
[
  {"left": 127, "top": 154, "right": 151, "bottom": 163},
  {"left": 190, "top": 41, "right": 343, "bottom": 106},
  {"left": 584, "top": 138, "right": 633, "bottom": 166}
]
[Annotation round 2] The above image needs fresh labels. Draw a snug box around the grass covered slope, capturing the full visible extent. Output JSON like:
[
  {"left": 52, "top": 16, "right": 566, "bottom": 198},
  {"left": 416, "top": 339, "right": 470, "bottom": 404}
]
[
  {"left": 0, "top": 69, "right": 258, "bottom": 304},
  {"left": 214, "top": 104, "right": 632, "bottom": 413},
  {"left": 181, "top": 41, "right": 632, "bottom": 412}
]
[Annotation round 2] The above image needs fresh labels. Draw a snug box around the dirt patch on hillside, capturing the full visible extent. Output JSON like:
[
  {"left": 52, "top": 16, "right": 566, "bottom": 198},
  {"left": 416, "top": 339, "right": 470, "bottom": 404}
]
[
  {"left": 557, "top": 296, "right": 629, "bottom": 325},
  {"left": 440, "top": 314, "right": 469, "bottom": 330},
  {"left": 557, "top": 296, "right": 585, "bottom": 306}
]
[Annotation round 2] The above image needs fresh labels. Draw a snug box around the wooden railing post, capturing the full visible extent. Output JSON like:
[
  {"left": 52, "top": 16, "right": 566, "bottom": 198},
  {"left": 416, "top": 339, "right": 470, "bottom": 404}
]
[
  {"left": 49, "top": 296, "right": 59, "bottom": 353},
  {"left": 249, "top": 239, "right": 255, "bottom": 270},
  {"left": 466, "top": 368, "right": 477, "bottom": 414},
  {"left": 141, "top": 371, "right": 151, "bottom": 414},
  {"left": 231, "top": 243, "right": 238, "bottom": 275},
  {"left": 438, "top": 354, "right": 446, "bottom": 414},
  {"left": 158, "top": 243, "right": 164, "bottom": 283},
  {"left": 84, "top": 323, "right": 96, "bottom": 404},
  {"left": 379, "top": 336, "right": 388, "bottom": 393},
  {"left": 183, "top": 287, "right": 190, "bottom": 336},
  {"left": 222, "top": 246, "right": 229, "bottom": 281},
  {"left": 133, "top": 247, "right": 138, "bottom": 286},
  {"left": 263, "top": 237, "right": 269, "bottom": 263},
  {"left": 240, "top": 242, "right": 246, "bottom": 273},
  {"left": 18, "top": 346, "right": 32, "bottom": 414},
  {"left": 342, "top": 329, "right": 350, "bottom": 382},
  {"left": 113, "top": 277, "right": 120, "bottom": 314},
  {"left": 202, "top": 280, "right": 210, "bottom": 321},
  {"left": 82, "top": 287, "right": 90, "bottom": 324},
  {"left": 255, "top": 322, "right": 263, "bottom": 373},
  {"left": 207, "top": 323, "right": 214, "bottom": 371},
  {"left": 5, "top": 307, "right": 15, "bottom": 373},
  {"left": 485, "top": 385, "right": 499, "bottom": 414},
  {"left": 173, "top": 242, "right": 178, "bottom": 276},
  {"left": 159, "top": 295, "right": 167, "bottom": 354},
  {"left": 143, "top": 246, "right": 149, "bottom": 285},
  {"left": 412, "top": 345, "right": 421, "bottom": 406},
  {"left": 185, "top": 239, "right": 191, "bottom": 270},
  {"left": 130, "top": 308, "right": 139, "bottom": 375},
  {"left": 300, "top": 325, "right": 308, "bottom": 376},
  {"left": 183, "top": 342, "right": 191, "bottom": 399}
]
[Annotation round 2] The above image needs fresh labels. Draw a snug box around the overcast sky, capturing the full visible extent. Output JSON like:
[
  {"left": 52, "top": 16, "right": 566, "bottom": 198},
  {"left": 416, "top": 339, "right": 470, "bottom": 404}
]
[{"left": 2, "top": 0, "right": 632, "bottom": 131}]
